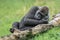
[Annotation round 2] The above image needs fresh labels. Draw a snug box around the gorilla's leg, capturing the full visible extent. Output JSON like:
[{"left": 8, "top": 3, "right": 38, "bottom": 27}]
[{"left": 10, "top": 22, "right": 19, "bottom": 33}]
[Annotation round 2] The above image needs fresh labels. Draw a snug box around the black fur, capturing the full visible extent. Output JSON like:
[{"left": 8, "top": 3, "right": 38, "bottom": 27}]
[{"left": 10, "top": 6, "right": 49, "bottom": 33}]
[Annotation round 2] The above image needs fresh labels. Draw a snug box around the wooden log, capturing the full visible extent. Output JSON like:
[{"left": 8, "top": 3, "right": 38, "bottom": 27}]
[
  {"left": 0, "top": 13, "right": 60, "bottom": 40},
  {"left": 0, "top": 24, "right": 54, "bottom": 40}
]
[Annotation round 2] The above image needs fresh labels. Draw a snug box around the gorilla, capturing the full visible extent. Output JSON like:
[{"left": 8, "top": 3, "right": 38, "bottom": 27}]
[{"left": 10, "top": 6, "right": 49, "bottom": 33}]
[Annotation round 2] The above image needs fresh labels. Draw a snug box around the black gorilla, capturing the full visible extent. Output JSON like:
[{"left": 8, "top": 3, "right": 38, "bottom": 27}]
[{"left": 10, "top": 6, "right": 49, "bottom": 33}]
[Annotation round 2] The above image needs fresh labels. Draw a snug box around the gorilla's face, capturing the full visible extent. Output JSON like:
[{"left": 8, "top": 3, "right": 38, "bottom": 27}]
[
  {"left": 40, "top": 6, "right": 49, "bottom": 15},
  {"left": 34, "top": 6, "right": 49, "bottom": 20}
]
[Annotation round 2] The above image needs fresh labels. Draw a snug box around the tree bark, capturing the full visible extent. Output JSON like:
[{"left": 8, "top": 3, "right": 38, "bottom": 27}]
[{"left": 0, "top": 13, "right": 60, "bottom": 40}]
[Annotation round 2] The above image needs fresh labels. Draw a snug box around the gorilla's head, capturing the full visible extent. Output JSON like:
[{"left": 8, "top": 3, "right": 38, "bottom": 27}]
[
  {"left": 40, "top": 6, "right": 49, "bottom": 15},
  {"left": 34, "top": 6, "right": 49, "bottom": 20}
]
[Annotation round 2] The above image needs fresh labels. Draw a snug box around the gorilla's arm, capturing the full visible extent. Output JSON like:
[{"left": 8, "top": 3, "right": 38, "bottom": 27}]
[
  {"left": 24, "top": 14, "right": 49, "bottom": 25},
  {"left": 39, "top": 16, "right": 49, "bottom": 23},
  {"left": 24, "top": 18, "right": 41, "bottom": 25},
  {"left": 23, "top": 7, "right": 49, "bottom": 25}
]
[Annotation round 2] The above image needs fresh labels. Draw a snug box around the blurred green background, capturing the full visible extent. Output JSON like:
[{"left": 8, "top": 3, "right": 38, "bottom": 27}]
[{"left": 0, "top": 0, "right": 60, "bottom": 40}]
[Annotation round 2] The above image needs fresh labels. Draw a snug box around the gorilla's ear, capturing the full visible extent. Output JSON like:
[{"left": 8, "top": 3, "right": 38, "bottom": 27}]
[{"left": 41, "top": 6, "right": 49, "bottom": 14}]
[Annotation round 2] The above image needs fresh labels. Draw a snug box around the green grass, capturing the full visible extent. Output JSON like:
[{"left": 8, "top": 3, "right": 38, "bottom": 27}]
[{"left": 0, "top": 0, "right": 60, "bottom": 40}]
